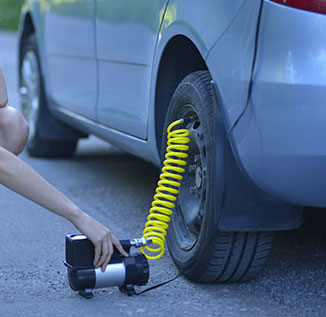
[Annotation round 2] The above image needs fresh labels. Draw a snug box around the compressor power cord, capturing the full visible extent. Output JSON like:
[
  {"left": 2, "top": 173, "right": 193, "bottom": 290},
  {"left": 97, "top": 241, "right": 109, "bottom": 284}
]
[{"left": 134, "top": 273, "right": 181, "bottom": 296}]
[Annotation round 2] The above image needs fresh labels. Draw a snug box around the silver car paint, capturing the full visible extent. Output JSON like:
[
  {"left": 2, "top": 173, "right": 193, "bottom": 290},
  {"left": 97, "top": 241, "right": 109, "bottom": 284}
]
[
  {"left": 96, "top": 0, "right": 169, "bottom": 139},
  {"left": 233, "top": 1, "right": 326, "bottom": 207},
  {"left": 44, "top": 0, "right": 97, "bottom": 120},
  {"left": 207, "top": 0, "right": 262, "bottom": 129},
  {"left": 20, "top": 0, "right": 256, "bottom": 160},
  {"left": 147, "top": 0, "right": 258, "bottom": 163},
  {"left": 19, "top": 2, "right": 154, "bottom": 162}
]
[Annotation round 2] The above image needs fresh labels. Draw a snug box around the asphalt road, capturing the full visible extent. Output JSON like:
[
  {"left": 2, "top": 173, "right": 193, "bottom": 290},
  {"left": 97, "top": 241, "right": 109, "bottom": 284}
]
[{"left": 0, "top": 31, "right": 325, "bottom": 317}]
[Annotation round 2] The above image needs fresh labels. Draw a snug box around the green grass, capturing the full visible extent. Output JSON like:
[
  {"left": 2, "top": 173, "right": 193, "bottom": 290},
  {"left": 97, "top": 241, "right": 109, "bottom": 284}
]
[{"left": 0, "top": 0, "right": 24, "bottom": 31}]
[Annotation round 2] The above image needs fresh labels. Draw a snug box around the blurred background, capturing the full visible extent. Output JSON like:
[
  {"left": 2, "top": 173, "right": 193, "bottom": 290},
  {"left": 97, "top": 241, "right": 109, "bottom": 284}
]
[{"left": 0, "top": 0, "right": 24, "bottom": 31}]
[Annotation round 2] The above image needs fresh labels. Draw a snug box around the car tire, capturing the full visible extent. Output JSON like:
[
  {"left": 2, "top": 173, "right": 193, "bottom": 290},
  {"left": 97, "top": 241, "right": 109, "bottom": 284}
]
[
  {"left": 162, "top": 71, "right": 275, "bottom": 282},
  {"left": 19, "top": 34, "right": 78, "bottom": 157}
]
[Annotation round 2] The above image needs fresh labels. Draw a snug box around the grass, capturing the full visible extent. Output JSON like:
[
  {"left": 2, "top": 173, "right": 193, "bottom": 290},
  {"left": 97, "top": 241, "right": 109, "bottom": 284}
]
[{"left": 0, "top": 0, "right": 24, "bottom": 31}]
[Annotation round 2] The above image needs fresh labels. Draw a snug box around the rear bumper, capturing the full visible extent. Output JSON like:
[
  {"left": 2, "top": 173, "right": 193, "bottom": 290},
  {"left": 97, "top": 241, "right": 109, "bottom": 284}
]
[{"left": 232, "top": 1, "right": 326, "bottom": 207}]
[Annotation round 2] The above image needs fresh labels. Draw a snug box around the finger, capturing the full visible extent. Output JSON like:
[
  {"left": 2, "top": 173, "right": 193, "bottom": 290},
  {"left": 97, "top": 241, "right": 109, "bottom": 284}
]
[
  {"left": 112, "top": 235, "right": 129, "bottom": 257},
  {"left": 93, "top": 243, "right": 101, "bottom": 267},
  {"left": 102, "top": 241, "right": 113, "bottom": 272},
  {"left": 98, "top": 239, "right": 109, "bottom": 271}
]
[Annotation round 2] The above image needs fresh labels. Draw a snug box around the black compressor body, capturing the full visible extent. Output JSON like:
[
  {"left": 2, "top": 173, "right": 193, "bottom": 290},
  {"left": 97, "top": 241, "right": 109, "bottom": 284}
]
[{"left": 64, "top": 234, "right": 150, "bottom": 298}]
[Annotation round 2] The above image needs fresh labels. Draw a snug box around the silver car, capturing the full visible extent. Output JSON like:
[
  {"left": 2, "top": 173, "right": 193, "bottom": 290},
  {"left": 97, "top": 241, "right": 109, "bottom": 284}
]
[{"left": 18, "top": 0, "right": 326, "bottom": 283}]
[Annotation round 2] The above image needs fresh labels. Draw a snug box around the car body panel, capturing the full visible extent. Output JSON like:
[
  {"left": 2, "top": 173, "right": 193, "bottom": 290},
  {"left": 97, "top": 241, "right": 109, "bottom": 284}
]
[
  {"left": 207, "top": 0, "right": 262, "bottom": 130},
  {"left": 160, "top": 0, "right": 247, "bottom": 51},
  {"left": 232, "top": 0, "right": 326, "bottom": 206},
  {"left": 147, "top": 0, "right": 259, "bottom": 163},
  {"left": 44, "top": 0, "right": 97, "bottom": 120},
  {"left": 95, "top": 0, "right": 248, "bottom": 139},
  {"left": 96, "top": 0, "right": 169, "bottom": 138},
  {"left": 53, "top": 105, "right": 153, "bottom": 160}
]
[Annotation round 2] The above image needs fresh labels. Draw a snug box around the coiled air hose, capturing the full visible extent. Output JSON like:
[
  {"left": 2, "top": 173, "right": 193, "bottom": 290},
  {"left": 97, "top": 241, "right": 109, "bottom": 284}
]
[{"left": 141, "top": 118, "right": 192, "bottom": 260}]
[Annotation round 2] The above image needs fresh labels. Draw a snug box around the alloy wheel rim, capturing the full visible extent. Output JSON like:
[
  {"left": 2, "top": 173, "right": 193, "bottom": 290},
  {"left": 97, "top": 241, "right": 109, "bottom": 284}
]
[{"left": 20, "top": 50, "right": 40, "bottom": 141}]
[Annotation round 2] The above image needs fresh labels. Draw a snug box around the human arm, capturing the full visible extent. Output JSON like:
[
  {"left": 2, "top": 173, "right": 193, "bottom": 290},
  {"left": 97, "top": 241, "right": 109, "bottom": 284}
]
[
  {"left": 0, "top": 67, "right": 127, "bottom": 269},
  {"left": 0, "top": 145, "right": 128, "bottom": 270}
]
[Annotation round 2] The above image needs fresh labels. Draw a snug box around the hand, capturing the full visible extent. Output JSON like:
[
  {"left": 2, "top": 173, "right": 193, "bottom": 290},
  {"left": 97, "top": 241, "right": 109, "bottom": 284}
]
[{"left": 72, "top": 211, "right": 128, "bottom": 272}]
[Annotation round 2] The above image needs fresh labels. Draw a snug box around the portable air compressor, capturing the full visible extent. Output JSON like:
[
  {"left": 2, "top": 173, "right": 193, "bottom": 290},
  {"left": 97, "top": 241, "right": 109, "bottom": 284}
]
[
  {"left": 64, "top": 234, "right": 150, "bottom": 298},
  {"left": 64, "top": 118, "right": 194, "bottom": 298}
]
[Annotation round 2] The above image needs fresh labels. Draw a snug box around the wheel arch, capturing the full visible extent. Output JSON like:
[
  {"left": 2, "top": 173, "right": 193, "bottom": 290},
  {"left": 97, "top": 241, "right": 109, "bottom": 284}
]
[
  {"left": 154, "top": 35, "right": 208, "bottom": 154},
  {"left": 18, "top": 7, "right": 48, "bottom": 93},
  {"left": 18, "top": 11, "right": 36, "bottom": 74},
  {"left": 152, "top": 36, "right": 303, "bottom": 232}
]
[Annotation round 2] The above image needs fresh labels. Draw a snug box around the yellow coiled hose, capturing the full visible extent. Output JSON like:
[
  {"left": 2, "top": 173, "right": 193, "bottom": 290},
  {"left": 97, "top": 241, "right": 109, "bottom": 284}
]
[{"left": 141, "top": 119, "right": 190, "bottom": 260}]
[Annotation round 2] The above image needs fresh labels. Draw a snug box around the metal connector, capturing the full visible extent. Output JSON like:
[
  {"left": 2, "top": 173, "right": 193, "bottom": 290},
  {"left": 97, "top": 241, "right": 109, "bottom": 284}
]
[
  {"left": 181, "top": 115, "right": 197, "bottom": 125},
  {"left": 130, "top": 238, "right": 151, "bottom": 248}
]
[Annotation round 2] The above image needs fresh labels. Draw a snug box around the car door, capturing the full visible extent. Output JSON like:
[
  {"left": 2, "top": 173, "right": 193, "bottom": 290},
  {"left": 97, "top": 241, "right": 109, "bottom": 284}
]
[
  {"left": 96, "top": 0, "right": 169, "bottom": 139},
  {"left": 44, "top": 0, "right": 97, "bottom": 120}
]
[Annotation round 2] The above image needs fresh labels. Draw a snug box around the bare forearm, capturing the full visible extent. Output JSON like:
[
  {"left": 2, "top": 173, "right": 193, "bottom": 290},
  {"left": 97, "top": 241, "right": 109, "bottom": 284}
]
[
  {"left": 0, "top": 69, "right": 127, "bottom": 270},
  {"left": 0, "top": 145, "right": 81, "bottom": 222}
]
